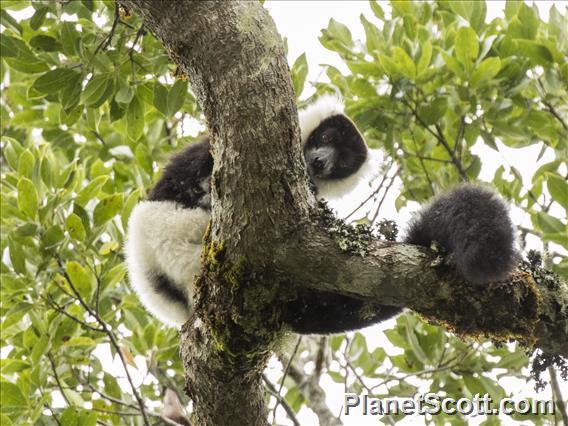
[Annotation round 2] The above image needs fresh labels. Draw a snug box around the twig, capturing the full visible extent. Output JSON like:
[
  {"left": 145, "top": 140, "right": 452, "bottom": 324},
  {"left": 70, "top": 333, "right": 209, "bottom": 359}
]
[
  {"left": 411, "top": 134, "right": 435, "bottom": 196},
  {"left": 344, "top": 172, "right": 388, "bottom": 221},
  {"left": 48, "top": 353, "right": 71, "bottom": 406},
  {"left": 370, "top": 169, "right": 399, "bottom": 226},
  {"left": 272, "top": 336, "right": 302, "bottom": 423},
  {"left": 129, "top": 25, "right": 146, "bottom": 66},
  {"left": 44, "top": 296, "right": 104, "bottom": 332},
  {"left": 314, "top": 336, "right": 327, "bottom": 382},
  {"left": 94, "top": 2, "right": 120, "bottom": 55},
  {"left": 549, "top": 366, "right": 568, "bottom": 425},
  {"left": 263, "top": 375, "right": 301, "bottom": 426},
  {"left": 401, "top": 98, "right": 468, "bottom": 180},
  {"left": 91, "top": 131, "right": 106, "bottom": 145}
]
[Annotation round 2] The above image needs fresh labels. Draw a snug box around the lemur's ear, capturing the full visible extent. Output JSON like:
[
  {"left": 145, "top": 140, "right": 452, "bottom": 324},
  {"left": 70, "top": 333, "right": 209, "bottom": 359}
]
[
  {"left": 299, "top": 95, "right": 345, "bottom": 142},
  {"left": 315, "top": 114, "right": 365, "bottom": 147}
]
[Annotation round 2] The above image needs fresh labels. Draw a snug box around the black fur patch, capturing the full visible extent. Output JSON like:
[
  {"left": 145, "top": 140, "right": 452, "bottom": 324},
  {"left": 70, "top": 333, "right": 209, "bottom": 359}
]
[
  {"left": 404, "top": 183, "right": 519, "bottom": 284},
  {"left": 149, "top": 137, "right": 213, "bottom": 209},
  {"left": 151, "top": 273, "right": 188, "bottom": 304},
  {"left": 304, "top": 115, "right": 368, "bottom": 179},
  {"left": 283, "top": 290, "right": 402, "bottom": 334}
]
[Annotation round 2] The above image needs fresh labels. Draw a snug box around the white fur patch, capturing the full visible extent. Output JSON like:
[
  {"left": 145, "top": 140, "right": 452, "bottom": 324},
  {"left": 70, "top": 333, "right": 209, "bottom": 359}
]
[
  {"left": 299, "top": 94, "right": 345, "bottom": 143},
  {"left": 125, "top": 201, "right": 211, "bottom": 327},
  {"left": 314, "top": 152, "right": 380, "bottom": 201}
]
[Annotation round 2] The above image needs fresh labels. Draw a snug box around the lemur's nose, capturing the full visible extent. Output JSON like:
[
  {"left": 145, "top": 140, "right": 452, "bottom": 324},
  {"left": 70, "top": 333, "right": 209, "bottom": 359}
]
[{"left": 311, "top": 157, "right": 324, "bottom": 172}]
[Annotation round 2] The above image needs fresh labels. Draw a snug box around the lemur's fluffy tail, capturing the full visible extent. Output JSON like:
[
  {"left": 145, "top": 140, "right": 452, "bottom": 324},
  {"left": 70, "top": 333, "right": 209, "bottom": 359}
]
[{"left": 404, "top": 184, "right": 519, "bottom": 284}]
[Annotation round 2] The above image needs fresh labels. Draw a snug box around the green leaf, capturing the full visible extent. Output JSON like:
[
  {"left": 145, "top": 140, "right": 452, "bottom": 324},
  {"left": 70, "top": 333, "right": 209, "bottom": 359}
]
[
  {"left": 17, "top": 177, "right": 38, "bottom": 219},
  {"left": 441, "top": 51, "right": 463, "bottom": 78},
  {"left": 291, "top": 53, "right": 308, "bottom": 97},
  {"left": 535, "top": 212, "right": 565, "bottom": 234},
  {"left": 63, "top": 336, "right": 96, "bottom": 347},
  {"left": 30, "top": 6, "right": 48, "bottom": 30},
  {"left": 29, "top": 35, "right": 61, "bottom": 52},
  {"left": 82, "top": 74, "right": 112, "bottom": 107},
  {"left": 42, "top": 225, "right": 64, "bottom": 249},
  {"left": 32, "top": 68, "right": 79, "bottom": 94},
  {"left": 546, "top": 173, "right": 568, "bottom": 212},
  {"left": 75, "top": 175, "right": 108, "bottom": 206},
  {"left": 127, "top": 94, "right": 145, "bottom": 141},
  {"left": 417, "top": 97, "right": 447, "bottom": 125},
  {"left": 417, "top": 41, "right": 432, "bottom": 74},
  {"left": 470, "top": 57, "right": 501, "bottom": 87},
  {"left": 60, "top": 72, "right": 83, "bottom": 112},
  {"left": 0, "top": 381, "right": 28, "bottom": 408},
  {"left": 168, "top": 79, "right": 188, "bottom": 116},
  {"left": 66, "top": 213, "right": 87, "bottom": 241},
  {"left": 93, "top": 194, "right": 123, "bottom": 226},
  {"left": 327, "top": 18, "right": 353, "bottom": 48},
  {"left": 59, "top": 22, "right": 79, "bottom": 56},
  {"left": 455, "top": 27, "right": 479, "bottom": 68},
  {"left": 135, "top": 144, "right": 153, "bottom": 175},
  {"left": 449, "top": 1, "right": 486, "bottom": 32},
  {"left": 0, "top": 9, "right": 23, "bottom": 34},
  {"left": 8, "top": 238, "right": 26, "bottom": 275},
  {"left": 393, "top": 47, "right": 416, "bottom": 79},
  {"left": 153, "top": 82, "right": 168, "bottom": 116},
  {"left": 17, "top": 149, "right": 35, "bottom": 179},
  {"left": 370, "top": 0, "right": 385, "bottom": 20},
  {"left": 66, "top": 261, "right": 95, "bottom": 298},
  {"left": 30, "top": 333, "right": 50, "bottom": 364}
]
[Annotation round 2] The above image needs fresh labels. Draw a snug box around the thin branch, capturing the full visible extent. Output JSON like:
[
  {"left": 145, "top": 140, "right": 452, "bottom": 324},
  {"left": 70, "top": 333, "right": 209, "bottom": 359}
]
[
  {"left": 272, "top": 336, "right": 302, "bottom": 422},
  {"left": 263, "top": 375, "right": 301, "bottom": 426},
  {"left": 344, "top": 163, "right": 391, "bottom": 221},
  {"left": 128, "top": 25, "right": 145, "bottom": 66},
  {"left": 411, "top": 134, "right": 435, "bottom": 196},
  {"left": 48, "top": 353, "right": 71, "bottom": 406},
  {"left": 401, "top": 98, "right": 468, "bottom": 179},
  {"left": 549, "top": 366, "right": 568, "bottom": 425},
  {"left": 399, "top": 149, "right": 453, "bottom": 164},
  {"left": 543, "top": 100, "right": 568, "bottom": 131},
  {"left": 94, "top": 2, "right": 120, "bottom": 55},
  {"left": 44, "top": 296, "right": 104, "bottom": 332},
  {"left": 370, "top": 169, "right": 399, "bottom": 225}
]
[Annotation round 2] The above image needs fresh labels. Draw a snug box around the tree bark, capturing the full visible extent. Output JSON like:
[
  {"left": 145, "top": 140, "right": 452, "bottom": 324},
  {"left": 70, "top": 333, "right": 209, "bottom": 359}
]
[{"left": 120, "top": 1, "right": 568, "bottom": 425}]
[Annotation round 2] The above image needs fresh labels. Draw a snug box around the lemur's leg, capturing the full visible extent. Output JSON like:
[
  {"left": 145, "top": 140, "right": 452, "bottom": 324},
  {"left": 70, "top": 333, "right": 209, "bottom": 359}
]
[{"left": 125, "top": 201, "right": 210, "bottom": 327}]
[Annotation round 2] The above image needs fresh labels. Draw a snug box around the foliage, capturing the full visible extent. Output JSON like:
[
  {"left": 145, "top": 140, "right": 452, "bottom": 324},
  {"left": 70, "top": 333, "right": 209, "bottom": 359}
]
[
  {"left": 312, "top": 0, "right": 567, "bottom": 279},
  {"left": 0, "top": 1, "right": 565, "bottom": 425},
  {"left": 1, "top": 1, "right": 194, "bottom": 424}
]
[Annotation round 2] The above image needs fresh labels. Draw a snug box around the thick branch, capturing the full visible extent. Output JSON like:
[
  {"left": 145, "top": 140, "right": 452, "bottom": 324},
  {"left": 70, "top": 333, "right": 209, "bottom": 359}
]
[{"left": 278, "top": 225, "right": 568, "bottom": 357}]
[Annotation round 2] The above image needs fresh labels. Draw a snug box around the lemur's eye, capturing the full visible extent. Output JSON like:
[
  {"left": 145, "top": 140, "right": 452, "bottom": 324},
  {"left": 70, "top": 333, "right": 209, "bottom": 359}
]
[{"left": 321, "top": 134, "right": 331, "bottom": 144}]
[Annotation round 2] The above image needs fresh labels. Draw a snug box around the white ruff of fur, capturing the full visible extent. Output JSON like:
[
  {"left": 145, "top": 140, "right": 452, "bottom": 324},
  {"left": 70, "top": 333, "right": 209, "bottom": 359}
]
[
  {"left": 313, "top": 152, "right": 380, "bottom": 200},
  {"left": 125, "top": 201, "right": 210, "bottom": 326},
  {"left": 299, "top": 94, "right": 345, "bottom": 143}
]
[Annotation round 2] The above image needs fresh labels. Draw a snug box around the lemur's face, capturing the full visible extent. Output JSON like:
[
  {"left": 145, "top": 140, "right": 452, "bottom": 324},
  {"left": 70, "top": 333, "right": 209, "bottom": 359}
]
[{"left": 303, "top": 115, "right": 368, "bottom": 180}]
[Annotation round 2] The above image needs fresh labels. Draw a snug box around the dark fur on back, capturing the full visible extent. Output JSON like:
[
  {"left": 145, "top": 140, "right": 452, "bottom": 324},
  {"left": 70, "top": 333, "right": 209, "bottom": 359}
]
[
  {"left": 149, "top": 137, "right": 213, "bottom": 209},
  {"left": 404, "top": 183, "right": 518, "bottom": 284}
]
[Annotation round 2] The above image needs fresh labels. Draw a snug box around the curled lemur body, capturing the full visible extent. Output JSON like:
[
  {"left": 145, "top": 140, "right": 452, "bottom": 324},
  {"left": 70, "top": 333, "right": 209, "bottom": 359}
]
[{"left": 125, "top": 96, "right": 518, "bottom": 333}]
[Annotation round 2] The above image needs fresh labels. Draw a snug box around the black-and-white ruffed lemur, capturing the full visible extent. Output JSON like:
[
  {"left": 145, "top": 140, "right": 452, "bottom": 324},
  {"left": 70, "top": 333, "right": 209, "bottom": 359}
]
[{"left": 125, "top": 95, "right": 518, "bottom": 333}]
